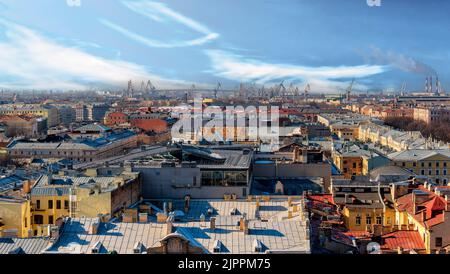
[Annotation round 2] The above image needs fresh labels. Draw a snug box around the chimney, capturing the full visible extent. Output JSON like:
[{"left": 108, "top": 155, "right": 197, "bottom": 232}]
[
  {"left": 184, "top": 195, "right": 191, "bottom": 213},
  {"left": 210, "top": 217, "right": 216, "bottom": 230},
  {"left": 445, "top": 195, "right": 449, "bottom": 211},
  {"left": 419, "top": 210, "right": 427, "bottom": 222},
  {"left": 240, "top": 217, "right": 249, "bottom": 234},
  {"left": 397, "top": 247, "right": 404, "bottom": 254},
  {"left": 22, "top": 180, "right": 31, "bottom": 194},
  {"left": 165, "top": 216, "right": 174, "bottom": 235},
  {"left": 373, "top": 224, "right": 382, "bottom": 237},
  {"left": 293, "top": 146, "right": 300, "bottom": 162},
  {"left": 275, "top": 181, "right": 284, "bottom": 195},
  {"left": 89, "top": 218, "right": 101, "bottom": 235}
]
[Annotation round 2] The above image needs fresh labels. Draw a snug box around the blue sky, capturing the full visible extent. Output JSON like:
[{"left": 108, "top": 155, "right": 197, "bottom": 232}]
[{"left": 0, "top": 0, "right": 449, "bottom": 93}]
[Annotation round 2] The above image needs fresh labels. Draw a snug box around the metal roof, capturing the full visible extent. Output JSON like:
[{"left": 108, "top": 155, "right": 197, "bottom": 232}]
[
  {"left": 0, "top": 238, "right": 51, "bottom": 254},
  {"left": 47, "top": 199, "right": 310, "bottom": 254}
]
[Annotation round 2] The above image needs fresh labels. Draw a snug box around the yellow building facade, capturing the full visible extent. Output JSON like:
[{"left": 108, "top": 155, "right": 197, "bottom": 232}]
[
  {"left": 390, "top": 152, "right": 450, "bottom": 185},
  {"left": 0, "top": 197, "right": 32, "bottom": 238},
  {"left": 342, "top": 206, "right": 395, "bottom": 231}
]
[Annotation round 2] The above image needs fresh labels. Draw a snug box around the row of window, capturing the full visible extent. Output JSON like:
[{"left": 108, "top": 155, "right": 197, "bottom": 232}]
[
  {"left": 14, "top": 150, "right": 93, "bottom": 156},
  {"left": 35, "top": 199, "right": 69, "bottom": 210},
  {"left": 33, "top": 214, "right": 53, "bottom": 225},
  {"left": 399, "top": 161, "right": 449, "bottom": 168},
  {"left": 355, "top": 215, "right": 386, "bottom": 226},
  {"left": 419, "top": 169, "right": 448, "bottom": 176}
]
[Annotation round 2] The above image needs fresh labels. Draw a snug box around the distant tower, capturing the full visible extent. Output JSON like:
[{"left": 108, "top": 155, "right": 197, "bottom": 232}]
[
  {"left": 304, "top": 84, "right": 310, "bottom": 101},
  {"left": 127, "top": 80, "right": 133, "bottom": 97},
  {"left": 436, "top": 76, "right": 440, "bottom": 95},
  {"left": 429, "top": 76, "right": 433, "bottom": 94},
  {"left": 425, "top": 77, "right": 429, "bottom": 93}
]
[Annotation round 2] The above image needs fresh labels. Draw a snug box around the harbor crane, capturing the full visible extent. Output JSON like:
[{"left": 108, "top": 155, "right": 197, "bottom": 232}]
[{"left": 346, "top": 79, "right": 355, "bottom": 101}]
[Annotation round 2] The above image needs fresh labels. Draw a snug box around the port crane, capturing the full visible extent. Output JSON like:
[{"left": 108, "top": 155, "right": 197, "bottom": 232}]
[{"left": 346, "top": 79, "right": 355, "bottom": 101}]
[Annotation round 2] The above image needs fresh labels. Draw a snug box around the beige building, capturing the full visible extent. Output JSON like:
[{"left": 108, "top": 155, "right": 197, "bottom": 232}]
[
  {"left": 0, "top": 104, "right": 58, "bottom": 127},
  {"left": 8, "top": 130, "right": 139, "bottom": 162},
  {"left": 29, "top": 171, "right": 141, "bottom": 236}
]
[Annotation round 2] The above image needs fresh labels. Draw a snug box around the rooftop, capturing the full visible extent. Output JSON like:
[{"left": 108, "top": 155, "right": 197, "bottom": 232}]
[{"left": 46, "top": 198, "right": 310, "bottom": 254}]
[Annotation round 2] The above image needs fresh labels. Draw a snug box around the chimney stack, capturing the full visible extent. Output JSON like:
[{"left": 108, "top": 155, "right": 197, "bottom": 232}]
[
  {"left": 239, "top": 217, "right": 249, "bottom": 234},
  {"left": 22, "top": 180, "right": 31, "bottom": 194},
  {"left": 184, "top": 195, "right": 191, "bottom": 213},
  {"left": 210, "top": 217, "right": 216, "bottom": 230},
  {"left": 165, "top": 216, "right": 174, "bottom": 235}
]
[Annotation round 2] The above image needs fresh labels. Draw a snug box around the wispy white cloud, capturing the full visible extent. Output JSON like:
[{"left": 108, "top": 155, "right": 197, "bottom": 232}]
[
  {"left": 100, "top": 0, "right": 219, "bottom": 48},
  {"left": 205, "top": 50, "right": 387, "bottom": 92},
  {"left": 0, "top": 19, "right": 188, "bottom": 90},
  {"left": 363, "top": 46, "right": 437, "bottom": 76}
]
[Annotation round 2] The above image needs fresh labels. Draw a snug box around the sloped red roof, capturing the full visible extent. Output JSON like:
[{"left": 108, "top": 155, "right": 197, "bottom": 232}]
[
  {"left": 380, "top": 230, "right": 425, "bottom": 251},
  {"left": 395, "top": 186, "right": 447, "bottom": 228},
  {"left": 343, "top": 231, "right": 371, "bottom": 239},
  {"left": 306, "top": 194, "right": 334, "bottom": 204}
]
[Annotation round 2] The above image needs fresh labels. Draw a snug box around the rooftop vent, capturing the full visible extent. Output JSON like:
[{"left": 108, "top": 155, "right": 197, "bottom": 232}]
[
  {"left": 91, "top": 241, "right": 103, "bottom": 254},
  {"left": 213, "top": 240, "right": 223, "bottom": 253},
  {"left": 133, "top": 242, "right": 146, "bottom": 254},
  {"left": 253, "top": 239, "right": 263, "bottom": 252}
]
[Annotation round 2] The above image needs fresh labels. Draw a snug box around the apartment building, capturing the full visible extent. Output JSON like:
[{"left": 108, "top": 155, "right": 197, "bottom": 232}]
[
  {"left": 29, "top": 171, "right": 141, "bottom": 236},
  {"left": 7, "top": 130, "right": 139, "bottom": 162},
  {"left": 0, "top": 104, "right": 58, "bottom": 127},
  {"left": 388, "top": 149, "right": 450, "bottom": 185}
]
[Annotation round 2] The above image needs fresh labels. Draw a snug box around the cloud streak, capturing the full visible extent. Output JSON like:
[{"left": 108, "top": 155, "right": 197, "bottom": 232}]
[
  {"left": 0, "top": 19, "right": 187, "bottom": 90},
  {"left": 100, "top": 0, "right": 219, "bottom": 48},
  {"left": 365, "top": 46, "right": 437, "bottom": 76},
  {"left": 205, "top": 50, "right": 387, "bottom": 91}
]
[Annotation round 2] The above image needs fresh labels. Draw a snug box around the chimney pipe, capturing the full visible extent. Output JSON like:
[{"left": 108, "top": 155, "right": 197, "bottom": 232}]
[
  {"left": 210, "top": 217, "right": 216, "bottom": 230},
  {"left": 22, "top": 180, "right": 31, "bottom": 194}
]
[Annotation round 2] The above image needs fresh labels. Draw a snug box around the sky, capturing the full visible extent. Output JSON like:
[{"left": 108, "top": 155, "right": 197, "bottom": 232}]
[{"left": 0, "top": 0, "right": 449, "bottom": 93}]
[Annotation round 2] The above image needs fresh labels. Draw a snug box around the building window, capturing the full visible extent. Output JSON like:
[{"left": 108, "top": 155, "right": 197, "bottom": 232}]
[
  {"left": 36, "top": 200, "right": 41, "bottom": 209},
  {"left": 64, "top": 200, "right": 69, "bottom": 210},
  {"left": 366, "top": 215, "right": 372, "bottom": 225},
  {"left": 48, "top": 200, "right": 53, "bottom": 209},
  {"left": 387, "top": 217, "right": 392, "bottom": 225},
  {"left": 421, "top": 162, "right": 425, "bottom": 167},
  {"left": 33, "top": 215, "right": 44, "bottom": 225},
  {"left": 413, "top": 162, "right": 416, "bottom": 167},
  {"left": 436, "top": 237, "right": 443, "bottom": 248},
  {"left": 48, "top": 215, "right": 54, "bottom": 224},
  {"left": 356, "top": 215, "right": 361, "bottom": 226},
  {"left": 436, "top": 170, "right": 440, "bottom": 176},
  {"left": 376, "top": 216, "right": 382, "bottom": 225},
  {"left": 56, "top": 200, "right": 61, "bottom": 209}
]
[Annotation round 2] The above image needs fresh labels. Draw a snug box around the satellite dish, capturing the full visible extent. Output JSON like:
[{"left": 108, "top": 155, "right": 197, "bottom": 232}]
[{"left": 366, "top": 242, "right": 381, "bottom": 254}]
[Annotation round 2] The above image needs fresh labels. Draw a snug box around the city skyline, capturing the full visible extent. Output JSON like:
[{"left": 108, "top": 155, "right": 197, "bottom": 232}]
[{"left": 0, "top": 0, "right": 449, "bottom": 92}]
